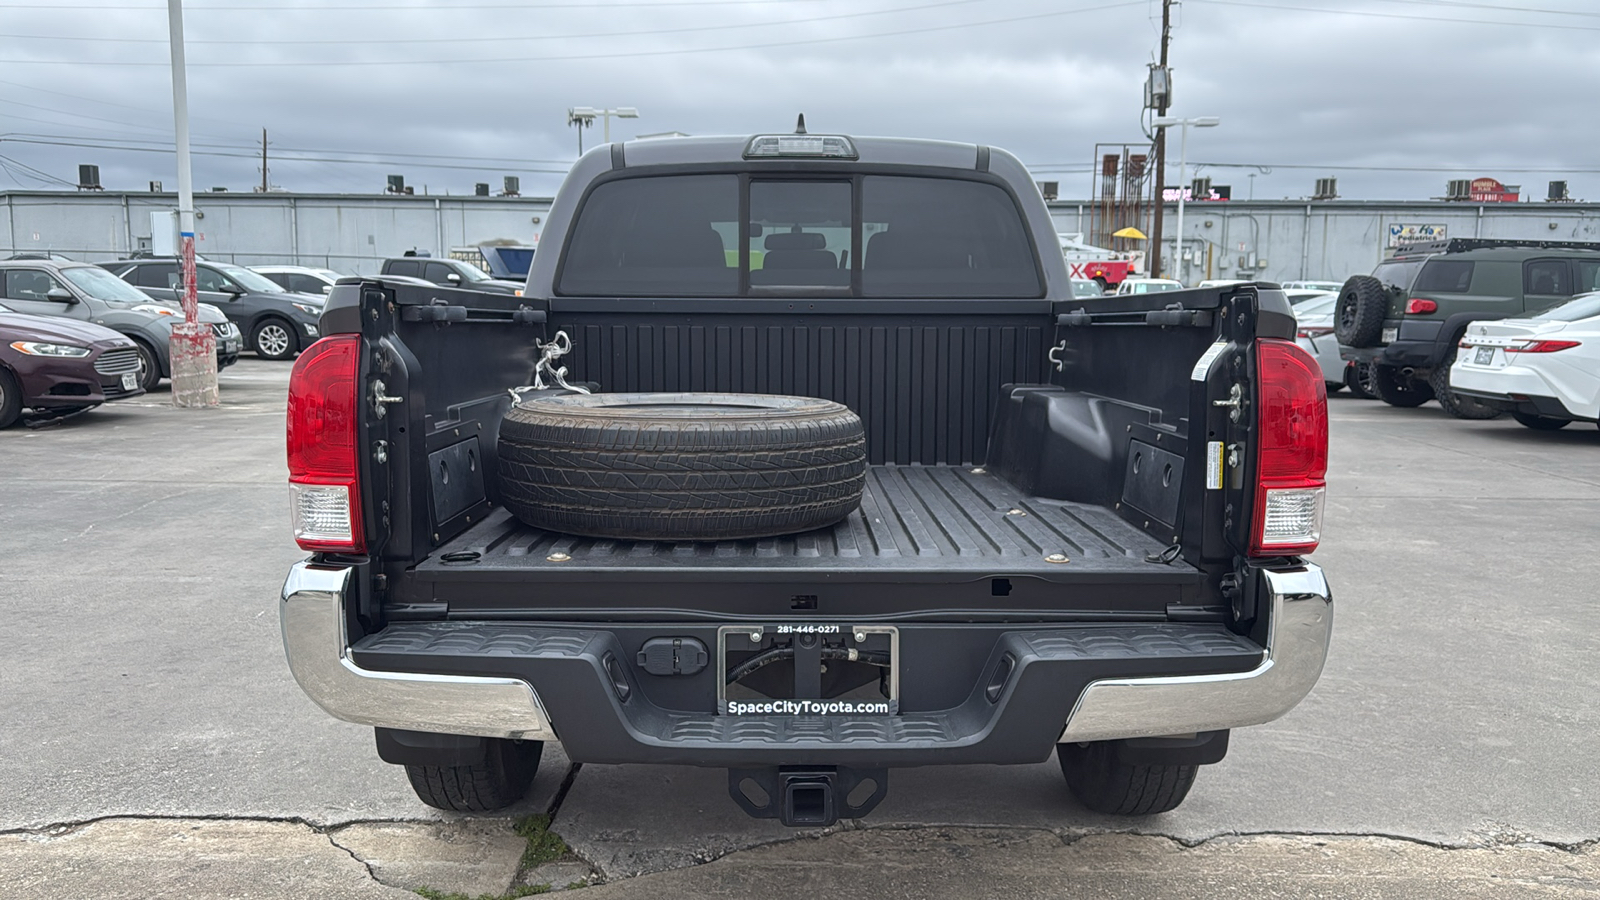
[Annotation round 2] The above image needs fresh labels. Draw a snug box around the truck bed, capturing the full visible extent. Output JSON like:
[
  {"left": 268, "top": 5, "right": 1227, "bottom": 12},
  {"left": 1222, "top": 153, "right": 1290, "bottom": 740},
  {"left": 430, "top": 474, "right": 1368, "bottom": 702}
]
[{"left": 416, "top": 466, "right": 1203, "bottom": 606}]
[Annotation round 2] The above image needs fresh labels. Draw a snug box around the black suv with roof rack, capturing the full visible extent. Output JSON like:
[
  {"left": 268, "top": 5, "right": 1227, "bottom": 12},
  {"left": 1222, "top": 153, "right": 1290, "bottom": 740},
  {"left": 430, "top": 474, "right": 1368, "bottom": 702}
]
[{"left": 1335, "top": 238, "right": 1600, "bottom": 417}]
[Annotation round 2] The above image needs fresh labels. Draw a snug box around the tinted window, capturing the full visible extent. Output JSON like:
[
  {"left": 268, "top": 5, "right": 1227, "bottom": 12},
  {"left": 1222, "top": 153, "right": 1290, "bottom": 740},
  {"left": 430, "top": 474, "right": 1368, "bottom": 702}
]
[
  {"left": 861, "top": 176, "right": 1039, "bottom": 298},
  {"left": 1535, "top": 292, "right": 1600, "bottom": 322},
  {"left": 260, "top": 271, "right": 292, "bottom": 290},
  {"left": 559, "top": 174, "right": 739, "bottom": 297},
  {"left": 1524, "top": 259, "right": 1569, "bottom": 295},
  {"left": 424, "top": 262, "right": 457, "bottom": 284},
  {"left": 1573, "top": 260, "right": 1600, "bottom": 294},
  {"left": 3, "top": 269, "right": 64, "bottom": 300},
  {"left": 288, "top": 274, "right": 326, "bottom": 293},
  {"left": 1414, "top": 260, "right": 1474, "bottom": 292},
  {"left": 1371, "top": 259, "right": 1421, "bottom": 292},
  {"left": 195, "top": 266, "right": 233, "bottom": 293},
  {"left": 387, "top": 259, "right": 421, "bottom": 278},
  {"left": 749, "top": 181, "right": 851, "bottom": 289},
  {"left": 136, "top": 263, "right": 178, "bottom": 288}
]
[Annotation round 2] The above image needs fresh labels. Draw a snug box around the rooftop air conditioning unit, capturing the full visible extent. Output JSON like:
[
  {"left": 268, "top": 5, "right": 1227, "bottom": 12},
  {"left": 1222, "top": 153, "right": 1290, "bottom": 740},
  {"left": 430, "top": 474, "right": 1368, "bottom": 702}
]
[
  {"left": 475, "top": 183, "right": 490, "bottom": 197},
  {"left": 386, "top": 174, "right": 405, "bottom": 194},
  {"left": 1548, "top": 180, "right": 1570, "bottom": 202},
  {"left": 502, "top": 175, "right": 520, "bottom": 197},
  {"left": 78, "top": 164, "right": 102, "bottom": 191},
  {"left": 1037, "top": 181, "right": 1058, "bottom": 201},
  {"left": 1190, "top": 177, "right": 1212, "bottom": 199},
  {"left": 1313, "top": 177, "right": 1338, "bottom": 200},
  {"left": 1446, "top": 179, "right": 1472, "bottom": 200}
]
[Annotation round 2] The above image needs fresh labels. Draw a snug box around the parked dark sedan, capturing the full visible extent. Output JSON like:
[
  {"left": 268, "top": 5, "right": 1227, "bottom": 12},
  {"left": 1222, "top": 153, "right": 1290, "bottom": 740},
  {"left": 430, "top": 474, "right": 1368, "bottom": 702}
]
[
  {"left": 100, "top": 259, "right": 323, "bottom": 360},
  {"left": 0, "top": 309, "right": 145, "bottom": 428}
]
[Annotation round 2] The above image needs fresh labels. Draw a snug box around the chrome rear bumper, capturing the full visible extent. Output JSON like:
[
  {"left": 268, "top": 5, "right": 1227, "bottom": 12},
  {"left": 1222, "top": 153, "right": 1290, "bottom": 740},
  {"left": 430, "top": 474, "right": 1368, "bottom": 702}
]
[
  {"left": 1060, "top": 564, "right": 1332, "bottom": 742},
  {"left": 280, "top": 564, "right": 554, "bottom": 740}
]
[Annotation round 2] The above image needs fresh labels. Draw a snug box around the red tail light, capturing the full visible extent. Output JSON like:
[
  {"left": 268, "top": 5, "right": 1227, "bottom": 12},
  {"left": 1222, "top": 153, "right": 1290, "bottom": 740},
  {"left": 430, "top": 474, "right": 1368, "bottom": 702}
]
[
  {"left": 1506, "top": 339, "right": 1580, "bottom": 353},
  {"left": 1251, "top": 339, "right": 1328, "bottom": 557},
  {"left": 287, "top": 334, "right": 365, "bottom": 553},
  {"left": 1405, "top": 297, "right": 1438, "bottom": 314}
]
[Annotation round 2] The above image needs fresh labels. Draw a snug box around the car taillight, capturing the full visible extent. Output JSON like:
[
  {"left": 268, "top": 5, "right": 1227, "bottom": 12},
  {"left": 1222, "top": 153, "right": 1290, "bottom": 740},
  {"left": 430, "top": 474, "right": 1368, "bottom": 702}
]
[
  {"left": 1505, "top": 339, "right": 1580, "bottom": 353},
  {"left": 1405, "top": 298, "right": 1438, "bottom": 314},
  {"left": 1251, "top": 339, "right": 1327, "bottom": 557},
  {"left": 287, "top": 334, "right": 365, "bottom": 553}
]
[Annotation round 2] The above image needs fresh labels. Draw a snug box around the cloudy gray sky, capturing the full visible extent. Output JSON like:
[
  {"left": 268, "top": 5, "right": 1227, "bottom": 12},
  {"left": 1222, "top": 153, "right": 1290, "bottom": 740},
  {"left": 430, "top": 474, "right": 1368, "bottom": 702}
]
[{"left": 1, "top": 0, "right": 1596, "bottom": 201}]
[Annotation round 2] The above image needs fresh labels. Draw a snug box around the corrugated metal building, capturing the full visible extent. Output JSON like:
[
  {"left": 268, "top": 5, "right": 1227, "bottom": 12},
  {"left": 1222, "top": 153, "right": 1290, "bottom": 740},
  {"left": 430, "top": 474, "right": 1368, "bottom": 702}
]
[
  {"left": 0, "top": 190, "right": 554, "bottom": 275},
  {"left": 5, "top": 189, "right": 1600, "bottom": 284}
]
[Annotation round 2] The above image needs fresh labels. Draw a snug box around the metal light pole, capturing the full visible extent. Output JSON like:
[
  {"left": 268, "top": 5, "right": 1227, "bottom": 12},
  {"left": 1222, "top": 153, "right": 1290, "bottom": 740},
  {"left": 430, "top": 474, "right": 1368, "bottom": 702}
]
[
  {"left": 568, "top": 106, "right": 640, "bottom": 154},
  {"left": 166, "top": 0, "right": 217, "bottom": 407},
  {"left": 1152, "top": 115, "right": 1220, "bottom": 287}
]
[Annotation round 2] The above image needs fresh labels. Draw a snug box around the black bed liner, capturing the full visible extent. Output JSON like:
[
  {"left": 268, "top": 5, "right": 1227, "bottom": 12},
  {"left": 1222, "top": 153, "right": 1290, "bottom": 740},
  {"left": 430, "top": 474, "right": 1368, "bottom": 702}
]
[{"left": 418, "top": 465, "right": 1200, "bottom": 587}]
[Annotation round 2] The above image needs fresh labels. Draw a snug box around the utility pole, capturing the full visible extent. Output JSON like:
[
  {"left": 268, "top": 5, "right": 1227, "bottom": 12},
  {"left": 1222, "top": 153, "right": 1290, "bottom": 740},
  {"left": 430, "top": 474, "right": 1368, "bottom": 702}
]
[
  {"left": 260, "top": 128, "right": 268, "bottom": 193},
  {"left": 166, "top": 0, "right": 218, "bottom": 407},
  {"left": 1148, "top": 0, "right": 1173, "bottom": 279}
]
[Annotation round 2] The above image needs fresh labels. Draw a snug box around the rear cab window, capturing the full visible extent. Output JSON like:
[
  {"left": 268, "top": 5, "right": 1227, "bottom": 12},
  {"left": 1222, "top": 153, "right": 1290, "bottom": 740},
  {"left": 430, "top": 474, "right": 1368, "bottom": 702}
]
[
  {"left": 556, "top": 172, "right": 1042, "bottom": 298},
  {"left": 1413, "top": 260, "right": 1474, "bottom": 293},
  {"left": 1371, "top": 259, "right": 1422, "bottom": 294}
]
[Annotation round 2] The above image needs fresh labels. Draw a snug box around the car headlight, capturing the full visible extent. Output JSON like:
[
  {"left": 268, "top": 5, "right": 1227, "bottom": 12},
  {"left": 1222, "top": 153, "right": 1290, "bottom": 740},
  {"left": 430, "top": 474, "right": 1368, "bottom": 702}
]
[
  {"left": 134, "top": 303, "right": 180, "bottom": 317},
  {"left": 10, "top": 341, "right": 91, "bottom": 357},
  {"left": 292, "top": 302, "right": 323, "bottom": 316}
]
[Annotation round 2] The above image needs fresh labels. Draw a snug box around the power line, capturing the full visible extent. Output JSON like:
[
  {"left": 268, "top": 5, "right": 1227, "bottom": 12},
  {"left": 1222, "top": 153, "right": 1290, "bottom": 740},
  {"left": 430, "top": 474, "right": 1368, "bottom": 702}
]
[
  {"left": 0, "top": 0, "right": 1147, "bottom": 66},
  {"left": 2, "top": 132, "right": 579, "bottom": 166},
  {"left": 1192, "top": 161, "right": 1600, "bottom": 174},
  {"left": 1190, "top": 0, "right": 1600, "bottom": 31},
  {"left": 0, "top": 136, "right": 576, "bottom": 173},
  {"left": 6, "top": 0, "right": 990, "bottom": 44}
]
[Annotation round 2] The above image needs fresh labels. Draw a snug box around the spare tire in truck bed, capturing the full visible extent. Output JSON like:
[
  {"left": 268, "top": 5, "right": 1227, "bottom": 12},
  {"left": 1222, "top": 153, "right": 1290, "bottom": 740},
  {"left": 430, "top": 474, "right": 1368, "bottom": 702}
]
[{"left": 497, "top": 392, "right": 868, "bottom": 541}]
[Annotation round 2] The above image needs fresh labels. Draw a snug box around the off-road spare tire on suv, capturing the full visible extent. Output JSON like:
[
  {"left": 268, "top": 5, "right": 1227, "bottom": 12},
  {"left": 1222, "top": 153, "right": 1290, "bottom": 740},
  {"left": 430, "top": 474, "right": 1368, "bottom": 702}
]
[
  {"left": 1334, "top": 275, "right": 1389, "bottom": 347},
  {"left": 498, "top": 392, "right": 867, "bottom": 540}
]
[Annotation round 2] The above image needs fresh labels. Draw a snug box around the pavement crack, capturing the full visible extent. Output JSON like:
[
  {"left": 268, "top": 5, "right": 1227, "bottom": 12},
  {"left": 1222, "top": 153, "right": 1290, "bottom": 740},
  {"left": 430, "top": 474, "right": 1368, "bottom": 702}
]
[{"left": 323, "top": 829, "right": 383, "bottom": 885}]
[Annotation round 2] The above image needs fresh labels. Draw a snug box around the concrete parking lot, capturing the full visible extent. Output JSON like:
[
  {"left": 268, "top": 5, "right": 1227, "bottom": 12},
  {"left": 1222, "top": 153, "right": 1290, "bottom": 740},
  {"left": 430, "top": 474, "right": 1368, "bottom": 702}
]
[{"left": 3, "top": 360, "right": 1598, "bottom": 898}]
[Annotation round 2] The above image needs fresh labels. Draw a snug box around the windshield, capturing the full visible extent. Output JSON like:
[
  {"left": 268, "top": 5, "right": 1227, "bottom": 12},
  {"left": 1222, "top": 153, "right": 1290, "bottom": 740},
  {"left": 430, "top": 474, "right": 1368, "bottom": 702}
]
[
  {"left": 218, "top": 264, "right": 286, "bottom": 293},
  {"left": 1535, "top": 292, "right": 1600, "bottom": 322},
  {"left": 1071, "top": 280, "right": 1102, "bottom": 297},
  {"left": 1294, "top": 295, "right": 1337, "bottom": 317},
  {"left": 60, "top": 265, "right": 156, "bottom": 303}
]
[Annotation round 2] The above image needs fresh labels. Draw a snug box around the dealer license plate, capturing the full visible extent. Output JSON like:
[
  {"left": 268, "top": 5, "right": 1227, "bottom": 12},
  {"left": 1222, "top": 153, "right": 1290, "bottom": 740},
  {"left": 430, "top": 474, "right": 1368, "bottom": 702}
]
[
  {"left": 717, "top": 624, "right": 899, "bottom": 716},
  {"left": 1381, "top": 327, "right": 1398, "bottom": 344},
  {"left": 224, "top": 340, "right": 240, "bottom": 354},
  {"left": 1474, "top": 347, "right": 1494, "bottom": 365},
  {"left": 121, "top": 372, "right": 138, "bottom": 391}
]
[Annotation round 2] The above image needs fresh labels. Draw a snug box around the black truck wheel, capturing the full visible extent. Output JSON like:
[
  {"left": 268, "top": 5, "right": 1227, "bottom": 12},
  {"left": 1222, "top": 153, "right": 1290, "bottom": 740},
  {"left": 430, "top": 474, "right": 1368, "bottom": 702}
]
[
  {"left": 1344, "top": 361, "right": 1376, "bottom": 399},
  {"left": 1334, "top": 275, "right": 1389, "bottom": 348},
  {"left": 1428, "top": 348, "right": 1501, "bottom": 420},
  {"left": 1369, "top": 364, "right": 1434, "bottom": 408},
  {"left": 498, "top": 392, "right": 868, "bottom": 541},
  {"left": 1513, "top": 412, "right": 1570, "bottom": 430},
  {"left": 1058, "top": 742, "right": 1197, "bottom": 815},
  {"left": 405, "top": 739, "right": 543, "bottom": 813}
]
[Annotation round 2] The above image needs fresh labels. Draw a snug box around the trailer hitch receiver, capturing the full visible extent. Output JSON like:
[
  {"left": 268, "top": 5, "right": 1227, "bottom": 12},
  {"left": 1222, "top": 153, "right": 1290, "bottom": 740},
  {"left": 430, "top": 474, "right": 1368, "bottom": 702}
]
[{"left": 728, "top": 766, "right": 888, "bottom": 827}]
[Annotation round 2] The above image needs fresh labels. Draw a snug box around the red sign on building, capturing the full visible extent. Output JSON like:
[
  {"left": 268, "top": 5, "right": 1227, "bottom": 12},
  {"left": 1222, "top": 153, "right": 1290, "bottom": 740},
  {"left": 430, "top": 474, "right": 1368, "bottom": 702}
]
[{"left": 1470, "top": 177, "right": 1519, "bottom": 203}]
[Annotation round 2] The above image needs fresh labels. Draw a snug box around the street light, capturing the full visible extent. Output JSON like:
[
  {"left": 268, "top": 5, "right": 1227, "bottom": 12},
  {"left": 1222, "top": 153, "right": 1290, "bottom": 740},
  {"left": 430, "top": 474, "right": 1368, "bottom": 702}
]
[
  {"left": 1151, "top": 115, "right": 1220, "bottom": 286},
  {"left": 567, "top": 106, "right": 640, "bottom": 155}
]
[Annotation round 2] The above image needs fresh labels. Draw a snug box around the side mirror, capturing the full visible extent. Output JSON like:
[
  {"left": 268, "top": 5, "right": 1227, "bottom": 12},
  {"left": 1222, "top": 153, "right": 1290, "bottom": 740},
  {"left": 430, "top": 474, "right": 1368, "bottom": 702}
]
[
  {"left": 445, "top": 272, "right": 462, "bottom": 284},
  {"left": 321, "top": 285, "right": 333, "bottom": 294},
  {"left": 45, "top": 288, "right": 77, "bottom": 304}
]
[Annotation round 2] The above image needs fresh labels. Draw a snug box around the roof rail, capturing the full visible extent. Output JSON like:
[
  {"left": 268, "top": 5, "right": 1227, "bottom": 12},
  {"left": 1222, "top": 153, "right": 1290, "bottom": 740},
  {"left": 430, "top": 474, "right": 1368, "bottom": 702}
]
[{"left": 1395, "top": 237, "right": 1600, "bottom": 255}]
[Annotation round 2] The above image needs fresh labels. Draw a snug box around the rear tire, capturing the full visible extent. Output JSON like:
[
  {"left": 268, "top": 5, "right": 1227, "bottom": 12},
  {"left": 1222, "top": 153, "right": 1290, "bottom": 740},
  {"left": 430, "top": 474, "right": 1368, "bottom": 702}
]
[
  {"left": 1058, "top": 742, "right": 1197, "bottom": 815},
  {"left": 498, "top": 392, "right": 867, "bottom": 541},
  {"left": 1512, "top": 412, "right": 1571, "bottom": 430},
  {"left": 1334, "top": 275, "right": 1389, "bottom": 347},
  {"left": 1369, "top": 364, "right": 1434, "bottom": 408},
  {"left": 0, "top": 368, "right": 22, "bottom": 429},
  {"left": 1428, "top": 348, "right": 1501, "bottom": 420},
  {"left": 404, "top": 739, "right": 543, "bottom": 813},
  {"left": 1344, "top": 361, "right": 1376, "bottom": 399}
]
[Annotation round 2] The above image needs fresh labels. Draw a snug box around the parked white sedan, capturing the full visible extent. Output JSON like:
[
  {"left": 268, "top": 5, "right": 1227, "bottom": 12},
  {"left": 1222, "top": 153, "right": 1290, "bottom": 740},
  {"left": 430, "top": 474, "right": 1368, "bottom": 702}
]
[{"left": 1451, "top": 292, "right": 1600, "bottom": 430}]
